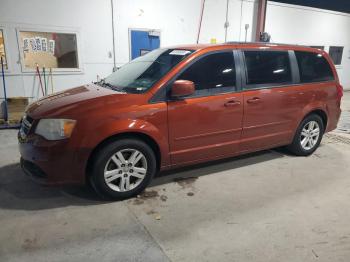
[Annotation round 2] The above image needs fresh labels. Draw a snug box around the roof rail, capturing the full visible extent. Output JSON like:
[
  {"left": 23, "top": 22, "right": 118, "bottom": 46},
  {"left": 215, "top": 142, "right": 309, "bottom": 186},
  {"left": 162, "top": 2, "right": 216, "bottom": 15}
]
[{"left": 224, "top": 41, "right": 309, "bottom": 47}]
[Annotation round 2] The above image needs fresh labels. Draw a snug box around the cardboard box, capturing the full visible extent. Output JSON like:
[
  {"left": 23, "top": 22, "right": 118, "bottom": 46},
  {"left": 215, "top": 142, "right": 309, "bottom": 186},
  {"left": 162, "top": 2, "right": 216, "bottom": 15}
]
[{"left": 1, "top": 97, "right": 28, "bottom": 121}]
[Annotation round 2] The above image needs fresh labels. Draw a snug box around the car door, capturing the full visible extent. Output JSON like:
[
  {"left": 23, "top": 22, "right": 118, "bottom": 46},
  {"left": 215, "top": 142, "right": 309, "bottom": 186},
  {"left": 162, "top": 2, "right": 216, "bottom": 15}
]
[
  {"left": 240, "top": 50, "right": 299, "bottom": 152},
  {"left": 167, "top": 51, "right": 243, "bottom": 165}
]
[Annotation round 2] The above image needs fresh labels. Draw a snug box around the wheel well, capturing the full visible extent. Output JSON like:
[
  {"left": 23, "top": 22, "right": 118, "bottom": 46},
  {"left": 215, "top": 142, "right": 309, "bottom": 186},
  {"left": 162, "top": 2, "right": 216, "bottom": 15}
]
[
  {"left": 306, "top": 109, "right": 328, "bottom": 128},
  {"left": 85, "top": 132, "right": 161, "bottom": 179}
]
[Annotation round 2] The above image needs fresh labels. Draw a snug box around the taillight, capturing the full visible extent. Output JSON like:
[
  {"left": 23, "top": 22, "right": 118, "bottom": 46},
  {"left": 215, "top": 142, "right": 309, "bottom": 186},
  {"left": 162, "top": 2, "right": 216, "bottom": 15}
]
[{"left": 336, "top": 84, "right": 343, "bottom": 102}]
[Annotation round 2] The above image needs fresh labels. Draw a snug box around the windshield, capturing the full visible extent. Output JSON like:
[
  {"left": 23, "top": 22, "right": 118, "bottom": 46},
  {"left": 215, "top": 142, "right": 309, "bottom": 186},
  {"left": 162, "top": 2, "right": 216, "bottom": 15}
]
[{"left": 101, "top": 48, "right": 194, "bottom": 93}]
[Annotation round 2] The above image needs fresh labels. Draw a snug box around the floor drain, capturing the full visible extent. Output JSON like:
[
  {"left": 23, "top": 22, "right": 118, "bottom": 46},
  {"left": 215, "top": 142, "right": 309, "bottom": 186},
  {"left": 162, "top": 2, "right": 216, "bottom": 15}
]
[
  {"left": 325, "top": 133, "right": 350, "bottom": 145},
  {"left": 336, "top": 110, "right": 350, "bottom": 134}
]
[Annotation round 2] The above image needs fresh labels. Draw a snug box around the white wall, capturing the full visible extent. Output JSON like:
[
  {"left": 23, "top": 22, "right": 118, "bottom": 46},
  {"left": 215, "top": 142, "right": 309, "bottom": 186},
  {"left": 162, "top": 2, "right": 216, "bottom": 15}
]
[
  {"left": 199, "top": 0, "right": 257, "bottom": 43},
  {"left": 0, "top": 0, "right": 115, "bottom": 100},
  {"left": 113, "top": 0, "right": 256, "bottom": 64},
  {"left": 0, "top": 0, "right": 256, "bottom": 101},
  {"left": 0, "top": 0, "right": 349, "bottom": 103},
  {"left": 266, "top": 1, "right": 350, "bottom": 90}
]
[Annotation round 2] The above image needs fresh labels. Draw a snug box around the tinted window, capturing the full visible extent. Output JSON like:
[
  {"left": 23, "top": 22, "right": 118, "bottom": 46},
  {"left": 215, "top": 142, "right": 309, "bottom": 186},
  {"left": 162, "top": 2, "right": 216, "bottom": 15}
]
[
  {"left": 244, "top": 51, "right": 292, "bottom": 86},
  {"left": 295, "top": 51, "right": 334, "bottom": 83},
  {"left": 177, "top": 52, "right": 236, "bottom": 96}
]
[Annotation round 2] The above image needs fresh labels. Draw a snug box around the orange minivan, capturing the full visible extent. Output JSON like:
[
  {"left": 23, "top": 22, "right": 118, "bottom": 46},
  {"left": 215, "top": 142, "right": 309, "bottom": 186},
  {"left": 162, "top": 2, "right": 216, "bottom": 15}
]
[{"left": 18, "top": 42, "right": 343, "bottom": 199}]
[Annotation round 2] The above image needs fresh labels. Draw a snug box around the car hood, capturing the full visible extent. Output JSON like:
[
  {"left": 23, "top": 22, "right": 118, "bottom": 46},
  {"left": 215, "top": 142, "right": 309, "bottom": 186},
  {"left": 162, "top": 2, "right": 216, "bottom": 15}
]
[{"left": 26, "top": 84, "right": 142, "bottom": 119}]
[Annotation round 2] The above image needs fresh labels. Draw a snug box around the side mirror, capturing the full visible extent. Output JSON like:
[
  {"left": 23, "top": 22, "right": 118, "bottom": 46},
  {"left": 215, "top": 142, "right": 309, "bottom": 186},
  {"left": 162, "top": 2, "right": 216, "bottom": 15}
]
[{"left": 171, "top": 80, "right": 195, "bottom": 98}]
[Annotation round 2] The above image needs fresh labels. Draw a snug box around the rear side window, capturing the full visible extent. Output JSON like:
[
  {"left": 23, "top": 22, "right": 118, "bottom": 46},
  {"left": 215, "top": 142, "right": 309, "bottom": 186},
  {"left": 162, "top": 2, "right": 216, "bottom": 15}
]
[
  {"left": 244, "top": 51, "right": 292, "bottom": 86},
  {"left": 295, "top": 51, "right": 334, "bottom": 83},
  {"left": 177, "top": 52, "right": 236, "bottom": 96}
]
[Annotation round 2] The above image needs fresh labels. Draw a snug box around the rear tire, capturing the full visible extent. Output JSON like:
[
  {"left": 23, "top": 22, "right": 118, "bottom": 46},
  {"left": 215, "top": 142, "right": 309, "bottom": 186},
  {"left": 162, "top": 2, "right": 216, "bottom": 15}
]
[
  {"left": 287, "top": 114, "right": 324, "bottom": 156},
  {"left": 90, "top": 138, "right": 156, "bottom": 200}
]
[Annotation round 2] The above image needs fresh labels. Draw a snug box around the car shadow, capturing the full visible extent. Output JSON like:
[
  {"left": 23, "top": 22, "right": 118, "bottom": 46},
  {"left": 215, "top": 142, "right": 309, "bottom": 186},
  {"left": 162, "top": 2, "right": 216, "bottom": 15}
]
[
  {"left": 151, "top": 149, "right": 285, "bottom": 186},
  {"left": 0, "top": 149, "right": 285, "bottom": 211}
]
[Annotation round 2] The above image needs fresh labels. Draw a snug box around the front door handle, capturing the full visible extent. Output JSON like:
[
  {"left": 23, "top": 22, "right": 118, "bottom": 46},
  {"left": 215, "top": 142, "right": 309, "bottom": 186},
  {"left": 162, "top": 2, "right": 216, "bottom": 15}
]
[
  {"left": 247, "top": 97, "right": 261, "bottom": 104},
  {"left": 224, "top": 100, "right": 241, "bottom": 107}
]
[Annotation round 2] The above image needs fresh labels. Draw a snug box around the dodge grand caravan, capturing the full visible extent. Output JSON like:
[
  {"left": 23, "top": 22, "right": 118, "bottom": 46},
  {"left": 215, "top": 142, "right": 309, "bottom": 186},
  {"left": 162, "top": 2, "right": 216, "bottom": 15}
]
[{"left": 18, "top": 42, "right": 343, "bottom": 200}]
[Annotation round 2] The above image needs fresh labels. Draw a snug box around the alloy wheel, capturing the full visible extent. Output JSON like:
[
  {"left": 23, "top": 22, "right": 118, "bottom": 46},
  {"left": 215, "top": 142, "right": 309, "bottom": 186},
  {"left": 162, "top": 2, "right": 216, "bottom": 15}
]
[
  {"left": 300, "top": 120, "right": 320, "bottom": 151},
  {"left": 103, "top": 149, "right": 148, "bottom": 192}
]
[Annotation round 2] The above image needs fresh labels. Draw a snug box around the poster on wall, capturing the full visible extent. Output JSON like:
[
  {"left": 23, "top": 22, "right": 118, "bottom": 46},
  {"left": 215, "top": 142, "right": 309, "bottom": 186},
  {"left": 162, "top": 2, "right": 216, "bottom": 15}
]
[
  {"left": 29, "top": 38, "right": 37, "bottom": 51},
  {"left": 24, "top": 37, "right": 52, "bottom": 53},
  {"left": 23, "top": 38, "right": 29, "bottom": 52},
  {"left": 41, "top": 38, "right": 48, "bottom": 52},
  {"left": 35, "top": 37, "right": 42, "bottom": 51},
  {"left": 48, "top": 40, "right": 55, "bottom": 54}
]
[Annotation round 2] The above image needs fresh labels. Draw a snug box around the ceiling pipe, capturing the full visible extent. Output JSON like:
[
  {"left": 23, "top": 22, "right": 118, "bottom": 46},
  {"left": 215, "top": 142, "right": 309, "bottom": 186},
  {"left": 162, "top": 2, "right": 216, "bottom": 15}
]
[
  {"left": 224, "top": 0, "right": 229, "bottom": 42},
  {"left": 196, "top": 0, "right": 206, "bottom": 44},
  {"left": 255, "top": 0, "right": 267, "bottom": 42},
  {"left": 111, "top": 0, "right": 117, "bottom": 71}
]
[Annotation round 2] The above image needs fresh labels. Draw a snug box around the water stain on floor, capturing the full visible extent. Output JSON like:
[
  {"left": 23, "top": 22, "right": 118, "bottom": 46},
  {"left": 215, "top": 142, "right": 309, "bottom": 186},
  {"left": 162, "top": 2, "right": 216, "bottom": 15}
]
[
  {"left": 146, "top": 209, "right": 157, "bottom": 215},
  {"left": 173, "top": 177, "right": 198, "bottom": 189},
  {"left": 140, "top": 190, "right": 159, "bottom": 198},
  {"left": 160, "top": 195, "right": 167, "bottom": 202},
  {"left": 130, "top": 189, "right": 160, "bottom": 205},
  {"left": 22, "top": 237, "right": 38, "bottom": 250}
]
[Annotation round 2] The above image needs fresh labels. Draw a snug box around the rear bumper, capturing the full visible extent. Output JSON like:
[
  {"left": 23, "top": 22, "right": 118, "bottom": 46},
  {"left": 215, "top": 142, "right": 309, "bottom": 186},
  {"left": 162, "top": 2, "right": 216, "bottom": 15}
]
[{"left": 18, "top": 133, "right": 86, "bottom": 186}]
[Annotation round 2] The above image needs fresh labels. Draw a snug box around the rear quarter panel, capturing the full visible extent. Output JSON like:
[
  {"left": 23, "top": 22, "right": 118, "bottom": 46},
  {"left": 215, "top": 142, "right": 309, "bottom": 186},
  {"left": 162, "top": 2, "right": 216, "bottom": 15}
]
[{"left": 296, "top": 81, "right": 339, "bottom": 132}]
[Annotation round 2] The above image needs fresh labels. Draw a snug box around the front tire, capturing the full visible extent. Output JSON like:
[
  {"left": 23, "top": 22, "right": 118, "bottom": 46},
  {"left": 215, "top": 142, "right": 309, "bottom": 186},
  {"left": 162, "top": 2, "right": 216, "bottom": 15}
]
[
  {"left": 90, "top": 138, "right": 157, "bottom": 200},
  {"left": 287, "top": 114, "right": 324, "bottom": 156}
]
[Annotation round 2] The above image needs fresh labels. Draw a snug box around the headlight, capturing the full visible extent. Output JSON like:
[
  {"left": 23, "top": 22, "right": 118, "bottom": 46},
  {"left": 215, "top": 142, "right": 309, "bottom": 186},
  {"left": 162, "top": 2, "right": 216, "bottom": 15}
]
[{"left": 35, "top": 119, "right": 76, "bottom": 140}]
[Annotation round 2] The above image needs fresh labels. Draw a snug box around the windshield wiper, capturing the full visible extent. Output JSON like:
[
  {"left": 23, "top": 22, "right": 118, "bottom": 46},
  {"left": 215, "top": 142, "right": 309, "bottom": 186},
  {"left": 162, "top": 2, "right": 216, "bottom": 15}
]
[{"left": 95, "top": 79, "right": 126, "bottom": 92}]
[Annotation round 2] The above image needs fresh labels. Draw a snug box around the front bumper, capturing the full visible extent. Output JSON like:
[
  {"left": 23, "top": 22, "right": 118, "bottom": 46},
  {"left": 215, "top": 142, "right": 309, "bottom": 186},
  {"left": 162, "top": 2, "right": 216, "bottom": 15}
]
[{"left": 18, "top": 132, "right": 86, "bottom": 186}]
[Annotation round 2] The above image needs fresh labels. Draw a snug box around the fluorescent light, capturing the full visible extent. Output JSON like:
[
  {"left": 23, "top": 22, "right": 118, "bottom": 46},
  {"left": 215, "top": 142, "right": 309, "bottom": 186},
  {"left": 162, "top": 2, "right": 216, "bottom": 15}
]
[{"left": 222, "top": 68, "right": 232, "bottom": 73}]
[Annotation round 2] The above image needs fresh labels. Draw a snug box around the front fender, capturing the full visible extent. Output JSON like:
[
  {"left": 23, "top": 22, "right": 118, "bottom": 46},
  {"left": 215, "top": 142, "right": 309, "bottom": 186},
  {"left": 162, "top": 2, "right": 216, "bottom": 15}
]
[{"left": 79, "top": 118, "right": 170, "bottom": 167}]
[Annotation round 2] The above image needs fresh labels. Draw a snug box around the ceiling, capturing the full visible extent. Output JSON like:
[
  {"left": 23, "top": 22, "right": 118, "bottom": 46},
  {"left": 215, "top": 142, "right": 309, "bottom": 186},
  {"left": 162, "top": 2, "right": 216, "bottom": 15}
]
[{"left": 270, "top": 0, "right": 350, "bottom": 14}]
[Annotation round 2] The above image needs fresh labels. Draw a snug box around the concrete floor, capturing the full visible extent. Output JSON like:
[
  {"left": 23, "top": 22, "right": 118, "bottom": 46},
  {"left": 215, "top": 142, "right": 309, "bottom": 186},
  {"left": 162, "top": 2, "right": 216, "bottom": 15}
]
[{"left": 1, "top": 92, "right": 350, "bottom": 262}]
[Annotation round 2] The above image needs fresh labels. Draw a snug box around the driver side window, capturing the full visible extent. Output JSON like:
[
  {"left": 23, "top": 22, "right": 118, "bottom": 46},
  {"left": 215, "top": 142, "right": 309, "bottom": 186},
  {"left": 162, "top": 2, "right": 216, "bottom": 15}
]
[{"left": 176, "top": 51, "right": 236, "bottom": 97}]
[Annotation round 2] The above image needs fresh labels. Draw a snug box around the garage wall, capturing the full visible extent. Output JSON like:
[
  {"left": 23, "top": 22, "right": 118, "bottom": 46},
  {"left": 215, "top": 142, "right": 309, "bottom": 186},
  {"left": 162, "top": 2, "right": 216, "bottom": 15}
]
[
  {"left": 113, "top": 0, "right": 257, "bottom": 64},
  {"left": 0, "top": 0, "right": 256, "bottom": 101},
  {"left": 0, "top": 0, "right": 349, "bottom": 102},
  {"left": 199, "top": 0, "right": 258, "bottom": 43},
  {"left": 266, "top": 1, "right": 350, "bottom": 90},
  {"left": 0, "top": 0, "right": 115, "bottom": 99}
]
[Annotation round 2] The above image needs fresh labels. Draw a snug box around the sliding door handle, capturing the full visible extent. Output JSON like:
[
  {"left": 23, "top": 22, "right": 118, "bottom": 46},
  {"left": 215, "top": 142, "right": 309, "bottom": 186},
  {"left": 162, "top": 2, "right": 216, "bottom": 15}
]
[
  {"left": 224, "top": 100, "right": 241, "bottom": 107},
  {"left": 247, "top": 97, "right": 261, "bottom": 104}
]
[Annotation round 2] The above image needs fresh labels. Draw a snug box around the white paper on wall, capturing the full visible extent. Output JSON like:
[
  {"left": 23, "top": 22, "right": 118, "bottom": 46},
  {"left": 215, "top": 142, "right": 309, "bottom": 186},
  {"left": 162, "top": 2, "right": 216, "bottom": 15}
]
[
  {"left": 49, "top": 40, "right": 55, "bottom": 54},
  {"left": 30, "top": 38, "right": 37, "bottom": 52},
  {"left": 41, "top": 38, "right": 48, "bottom": 52},
  {"left": 23, "top": 38, "right": 29, "bottom": 52},
  {"left": 35, "top": 37, "right": 42, "bottom": 51}
]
